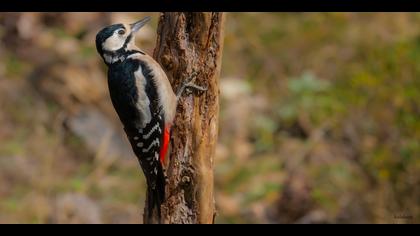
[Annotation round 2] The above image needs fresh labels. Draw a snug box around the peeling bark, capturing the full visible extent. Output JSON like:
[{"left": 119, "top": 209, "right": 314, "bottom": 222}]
[{"left": 144, "top": 12, "right": 224, "bottom": 224}]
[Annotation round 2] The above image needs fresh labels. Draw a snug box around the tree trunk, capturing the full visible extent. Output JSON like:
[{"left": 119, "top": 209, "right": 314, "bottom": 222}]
[{"left": 144, "top": 12, "right": 224, "bottom": 224}]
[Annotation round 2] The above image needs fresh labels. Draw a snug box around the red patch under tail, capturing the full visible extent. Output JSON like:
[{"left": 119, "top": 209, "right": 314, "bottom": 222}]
[{"left": 160, "top": 125, "right": 170, "bottom": 164}]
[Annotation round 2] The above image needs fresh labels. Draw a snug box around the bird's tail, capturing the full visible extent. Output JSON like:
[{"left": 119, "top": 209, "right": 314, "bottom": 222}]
[{"left": 144, "top": 164, "right": 166, "bottom": 224}]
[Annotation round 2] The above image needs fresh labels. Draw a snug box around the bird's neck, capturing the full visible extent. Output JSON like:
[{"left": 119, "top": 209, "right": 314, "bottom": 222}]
[{"left": 103, "top": 47, "right": 145, "bottom": 65}]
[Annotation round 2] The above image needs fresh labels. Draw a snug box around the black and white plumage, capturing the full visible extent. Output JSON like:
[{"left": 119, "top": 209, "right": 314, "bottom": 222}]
[{"left": 95, "top": 17, "right": 177, "bottom": 220}]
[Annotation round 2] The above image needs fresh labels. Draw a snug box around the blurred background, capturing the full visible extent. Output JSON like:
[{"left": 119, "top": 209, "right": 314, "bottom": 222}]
[{"left": 0, "top": 12, "right": 419, "bottom": 224}]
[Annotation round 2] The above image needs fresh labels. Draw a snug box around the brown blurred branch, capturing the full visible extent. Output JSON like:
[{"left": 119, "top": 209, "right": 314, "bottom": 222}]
[{"left": 144, "top": 12, "right": 224, "bottom": 224}]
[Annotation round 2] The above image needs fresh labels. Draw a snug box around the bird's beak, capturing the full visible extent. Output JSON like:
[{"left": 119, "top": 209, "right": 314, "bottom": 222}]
[{"left": 130, "top": 16, "right": 151, "bottom": 33}]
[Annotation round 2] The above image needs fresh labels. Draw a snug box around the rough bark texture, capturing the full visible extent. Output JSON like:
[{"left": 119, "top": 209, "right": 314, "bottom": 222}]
[{"left": 144, "top": 12, "right": 224, "bottom": 224}]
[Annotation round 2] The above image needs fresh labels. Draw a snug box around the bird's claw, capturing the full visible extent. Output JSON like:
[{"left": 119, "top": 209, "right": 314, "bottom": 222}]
[
  {"left": 184, "top": 82, "right": 207, "bottom": 92},
  {"left": 176, "top": 72, "right": 207, "bottom": 100}
]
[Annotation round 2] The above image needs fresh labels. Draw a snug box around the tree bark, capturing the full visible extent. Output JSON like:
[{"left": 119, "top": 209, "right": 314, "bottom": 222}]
[{"left": 144, "top": 12, "right": 224, "bottom": 224}]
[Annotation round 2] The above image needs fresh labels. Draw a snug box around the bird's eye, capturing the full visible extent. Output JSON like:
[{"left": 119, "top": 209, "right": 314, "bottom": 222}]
[{"left": 118, "top": 29, "right": 125, "bottom": 35}]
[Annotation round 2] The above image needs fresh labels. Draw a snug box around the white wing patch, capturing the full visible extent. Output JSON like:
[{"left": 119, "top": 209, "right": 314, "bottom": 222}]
[
  {"left": 142, "top": 138, "right": 160, "bottom": 153},
  {"left": 127, "top": 53, "right": 177, "bottom": 125},
  {"left": 143, "top": 123, "right": 162, "bottom": 139},
  {"left": 134, "top": 67, "right": 152, "bottom": 128}
]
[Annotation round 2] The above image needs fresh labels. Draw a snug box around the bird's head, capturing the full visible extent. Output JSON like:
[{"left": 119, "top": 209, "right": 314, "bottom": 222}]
[{"left": 95, "top": 16, "right": 151, "bottom": 64}]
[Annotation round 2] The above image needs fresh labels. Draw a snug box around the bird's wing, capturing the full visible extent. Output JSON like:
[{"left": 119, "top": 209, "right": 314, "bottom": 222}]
[{"left": 123, "top": 59, "right": 167, "bottom": 184}]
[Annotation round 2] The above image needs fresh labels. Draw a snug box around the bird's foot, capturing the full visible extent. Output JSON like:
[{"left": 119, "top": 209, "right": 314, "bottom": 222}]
[{"left": 176, "top": 71, "right": 207, "bottom": 100}]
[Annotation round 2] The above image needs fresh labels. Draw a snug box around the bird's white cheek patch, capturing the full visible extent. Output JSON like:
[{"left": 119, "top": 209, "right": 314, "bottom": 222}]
[{"left": 102, "top": 34, "right": 125, "bottom": 51}]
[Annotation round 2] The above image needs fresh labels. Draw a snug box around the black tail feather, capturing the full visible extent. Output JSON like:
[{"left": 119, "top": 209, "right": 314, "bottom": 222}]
[{"left": 145, "top": 164, "right": 166, "bottom": 223}]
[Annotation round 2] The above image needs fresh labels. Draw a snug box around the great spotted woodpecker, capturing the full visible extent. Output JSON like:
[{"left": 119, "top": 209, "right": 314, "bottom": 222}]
[{"left": 95, "top": 16, "right": 205, "bottom": 220}]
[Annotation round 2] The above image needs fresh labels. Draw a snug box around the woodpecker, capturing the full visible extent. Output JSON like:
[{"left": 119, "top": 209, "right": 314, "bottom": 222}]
[{"left": 95, "top": 16, "right": 205, "bottom": 220}]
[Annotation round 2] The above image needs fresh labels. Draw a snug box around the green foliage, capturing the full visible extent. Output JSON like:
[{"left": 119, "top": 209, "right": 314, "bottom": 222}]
[
  {"left": 278, "top": 72, "right": 343, "bottom": 125},
  {"left": 219, "top": 12, "right": 420, "bottom": 223}
]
